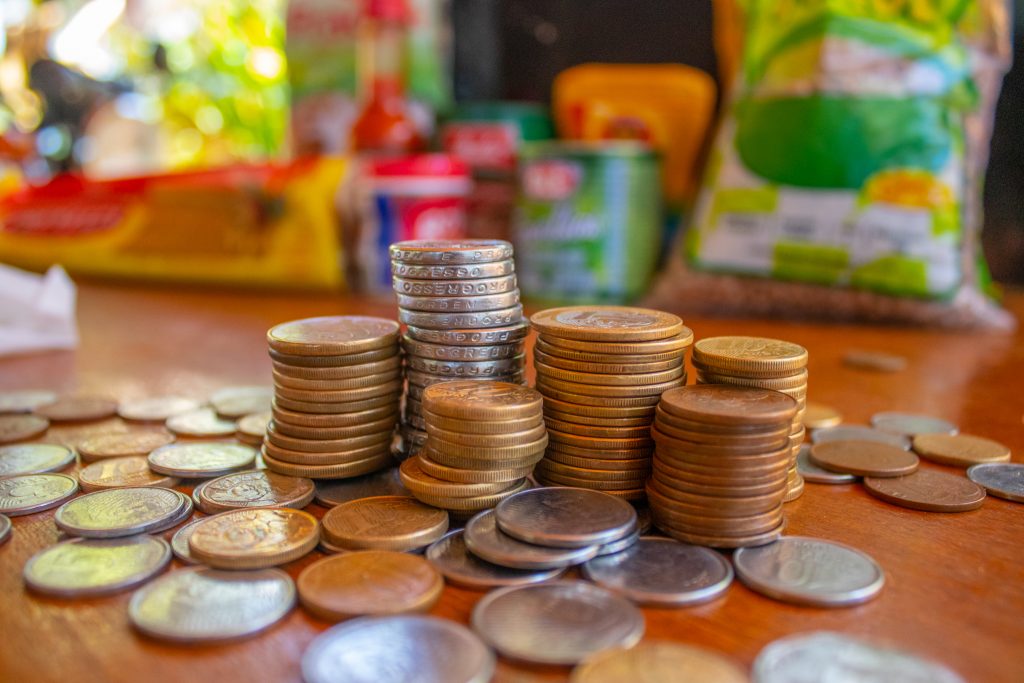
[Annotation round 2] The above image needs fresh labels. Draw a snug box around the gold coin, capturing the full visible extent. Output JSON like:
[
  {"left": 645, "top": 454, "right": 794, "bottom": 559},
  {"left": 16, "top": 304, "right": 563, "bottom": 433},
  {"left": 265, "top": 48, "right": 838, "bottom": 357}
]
[
  {"left": 266, "top": 426, "right": 392, "bottom": 454},
  {"left": 531, "top": 307, "right": 684, "bottom": 342},
  {"left": 399, "top": 457, "right": 514, "bottom": 497},
  {"left": 262, "top": 440, "right": 391, "bottom": 466},
  {"left": 421, "top": 381, "right": 542, "bottom": 420},
  {"left": 267, "top": 316, "right": 400, "bottom": 356},
  {"left": 547, "top": 442, "right": 653, "bottom": 460},
  {"left": 544, "top": 417, "right": 651, "bottom": 440},
  {"left": 417, "top": 454, "right": 532, "bottom": 483},
  {"left": 261, "top": 449, "right": 393, "bottom": 479},
  {"left": 783, "top": 472, "right": 805, "bottom": 502},
  {"left": 189, "top": 507, "right": 319, "bottom": 569},
  {"left": 298, "top": 551, "right": 443, "bottom": 621},
  {"left": 0, "top": 414, "right": 50, "bottom": 444},
  {"left": 197, "top": 470, "right": 315, "bottom": 512},
  {"left": 236, "top": 411, "right": 271, "bottom": 441},
  {"left": 166, "top": 408, "right": 237, "bottom": 438},
  {"left": 118, "top": 396, "right": 201, "bottom": 422},
  {"left": 412, "top": 478, "right": 528, "bottom": 511},
  {"left": 545, "top": 452, "right": 652, "bottom": 472},
  {"left": 269, "top": 346, "right": 399, "bottom": 368},
  {"left": 429, "top": 434, "right": 548, "bottom": 460},
  {"left": 803, "top": 402, "right": 842, "bottom": 430},
  {"left": 422, "top": 446, "right": 543, "bottom": 472},
  {"left": 659, "top": 385, "right": 798, "bottom": 427},
  {"left": 272, "top": 404, "right": 397, "bottom": 427},
  {"left": 272, "top": 393, "right": 401, "bottom": 414},
  {"left": 535, "top": 361, "right": 685, "bottom": 388},
  {"left": 535, "top": 381, "right": 668, "bottom": 407},
  {"left": 270, "top": 416, "right": 397, "bottom": 441},
  {"left": 533, "top": 348, "right": 682, "bottom": 374},
  {"left": 423, "top": 410, "right": 542, "bottom": 435},
  {"left": 425, "top": 422, "right": 547, "bottom": 448},
  {"left": 535, "top": 459, "right": 649, "bottom": 483},
  {"left": 321, "top": 495, "right": 448, "bottom": 551},
  {"left": 35, "top": 395, "right": 118, "bottom": 422},
  {"left": 911, "top": 433, "right": 1011, "bottom": 467},
  {"left": 0, "top": 443, "right": 74, "bottom": 476},
  {"left": 272, "top": 369, "right": 403, "bottom": 392},
  {"left": 693, "top": 337, "right": 808, "bottom": 377},
  {"left": 24, "top": 535, "right": 172, "bottom": 597},
  {"left": 0, "top": 473, "right": 79, "bottom": 515},
  {"left": 274, "top": 379, "right": 404, "bottom": 404},
  {"left": 541, "top": 397, "right": 656, "bottom": 420},
  {"left": 534, "top": 338, "right": 684, "bottom": 364},
  {"left": 570, "top": 642, "right": 749, "bottom": 683},
  {"left": 271, "top": 356, "right": 401, "bottom": 380},
  {"left": 77, "top": 431, "right": 175, "bottom": 461},
  {"left": 149, "top": 442, "right": 256, "bottom": 477},
  {"left": 78, "top": 456, "right": 179, "bottom": 492},
  {"left": 538, "top": 330, "right": 693, "bottom": 355}
]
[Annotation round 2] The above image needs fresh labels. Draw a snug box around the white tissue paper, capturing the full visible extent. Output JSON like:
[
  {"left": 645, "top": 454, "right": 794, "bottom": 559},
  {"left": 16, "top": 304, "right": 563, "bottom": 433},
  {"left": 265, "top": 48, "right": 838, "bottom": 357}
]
[{"left": 0, "top": 263, "right": 79, "bottom": 356}]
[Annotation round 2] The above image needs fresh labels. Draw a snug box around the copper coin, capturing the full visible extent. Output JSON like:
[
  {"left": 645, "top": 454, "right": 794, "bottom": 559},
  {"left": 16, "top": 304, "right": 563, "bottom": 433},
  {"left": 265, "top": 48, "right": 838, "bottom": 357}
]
[
  {"left": 269, "top": 416, "right": 397, "bottom": 441},
  {"left": 424, "top": 422, "right": 547, "bottom": 449},
  {"left": 261, "top": 449, "right": 393, "bottom": 479},
  {"left": 78, "top": 456, "right": 180, "bottom": 492},
  {"left": 652, "top": 470, "right": 788, "bottom": 500},
  {"left": 0, "top": 414, "right": 50, "bottom": 443},
  {"left": 321, "top": 495, "right": 448, "bottom": 552},
  {"left": 77, "top": 431, "right": 175, "bottom": 461},
  {"left": 268, "top": 316, "right": 400, "bottom": 356},
  {"left": 654, "top": 421, "right": 790, "bottom": 449},
  {"left": 424, "top": 410, "right": 542, "bottom": 435},
  {"left": 118, "top": 396, "right": 201, "bottom": 422},
  {"left": 399, "top": 457, "right": 514, "bottom": 498},
  {"left": 659, "top": 385, "right": 798, "bottom": 426},
  {"left": 272, "top": 356, "right": 401, "bottom": 380},
  {"left": 803, "top": 402, "right": 842, "bottom": 430},
  {"left": 653, "top": 433, "right": 790, "bottom": 459},
  {"left": 864, "top": 470, "right": 986, "bottom": 512},
  {"left": 531, "top": 306, "right": 683, "bottom": 342},
  {"left": 198, "top": 470, "right": 315, "bottom": 513},
  {"left": 236, "top": 411, "right": 271, "bottom": 442},
  {"left": 543, "top": 408, "right": 651, "bottom": 428},
  {"left": 188, "top": 507, "right": 320, "bottom": 569},
  {"left": 655, "top": 406, "right": 792, "bottom": 436},
  {"left": 692, "top": 336, "right": 808, "bottom": 377},
  {"left": 421, "top": 381, "right": 542, "bottom": 421},
  {"left": 268, "top": 346, "right": 399, "bottom": 368},
  {"left": 694, "top": 366, "right": 808, "bottom": 391},
  {"left": 648, "top": 477, "right": 784, "bottom": 515},
  {"left": 35, "top": 395, "right": 118, "bottom": 422},
  {"left": 0, "top": 443, "right": 74, "bottom": 476},
  {"left": 534, "top": 348, "right": 681, "bottom": 375},
  {"left": 534, "top": 337, "right": 683, "bottom": 364},
  {"left": 0, "top": 390, "right": 57, "bottom": 414},
  {"left": 537, "top": 375, "right": 685, "bottom": 399},
  {"left": 313, "top": 467, "right": 408, "bottom": 507},
  {"left": 536, "top": 383, "right": 664, "bottom": 408},
  {"left": 535, "top": 361, "right": 685, "bottom": 387},
  {"left": 545, "top": 418, "right": 651, "bottom": 440},
  {"left": 912, "top": 433, "right": 1011, "bottom": 467},
  {"left": 810, "top": 440, "right": 919, "bottom": 477},
  {"left": 417, "top": 454, "right": 532, "bottom": 484},
  {"left": 272, "top": 369, "right": 403, "bottom": 392},
  {"left": 653, "top": 452, "right": 791, "bottom": 481},
  {"left": 272, "top": 404, "right": 397, "bottom": 427},
  {"left": 540, "top": 397, "right": 656, "bottom": 420},
  {"left": 262, "top": 441, "right": 390, "bottom": 466},
  {"left": 571, "top": 642, "right": 748, "bottom": 683},
  {"left": 265, "top": 426, "right": 391, "bottom": 454},
  {"left": 545, "top": 451, "right": 651, "bottom": 472}
]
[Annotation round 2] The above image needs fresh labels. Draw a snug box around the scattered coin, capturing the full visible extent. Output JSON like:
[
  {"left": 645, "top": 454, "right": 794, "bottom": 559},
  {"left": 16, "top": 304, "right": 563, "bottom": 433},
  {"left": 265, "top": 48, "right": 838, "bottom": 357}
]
[
  {"left": 166, "top": 408, "right": 238, "bottom": 437},
  {"left": 148, "top": 442, "right": 256, "bottom": 478},
  {"left": 0, "top": 390, "right": 56, "bottom": 414},
  {"left": 809, "top": 440, "right": 919, "bottom": 477},
  {"left": 298, "top": 550, "right": 443, "bottom": 621},
  {"left": 425, "top": 530, "right": 563, "bottom": 589},
  {"left": 463, "top": 509, "right": 600, "bottom": 570},
  {"left": 210, "top": 386, "right": 274, "bottom": 419},
  {"left": 313, "top": 468, "right": 408, "bottom": 507},
  {"left": 321, "top": 495, "right": 448, "bottom": 552},
  {"left": 55, "top": 487, "right": 191, "bottom": 538},
  {"left": 197, "top": 470, "right": 315, "bottom": 513},
  {"left": 912, "top": 433, "right": 1011, "bottom": 467},
  {"left": 864, "top": 469, "right": 986, "bottom": 512},
  {"left": 0, "top": 414, "right": 50, "bottom": 444},
  {"left": 24, "top": 535, "right": 171, "bottom": 597},
  {"left": 0, "top": 473, "right": 79, "bottom": 515},
  {"left": 803, "top": 402, "right": 841, "bottom": 430},
  {"left": 842, "top": 349, "right": 908, "bottom": 372},
  {"left": 0, "top": 443, "right": 74, "bottom": 476},
  {"left": 595, "top": 530, "right": 640, "bottom": 556},
  {"left": 472, "top": 580, "right": 645, "bottom": 665},
  {"left": 733, "top": 536, "right": 884, "bottom": 607},
  {"left": 188, "top": 507, "right": 319, "bottom": 569},
  {"left": 129, "top": 566, "right": 296, "bottom": 642},
  {"left": 871, "top": 411, "right": 958, "bottom": 437},
  {"left": 0, "top": 513, "right": 10, "bottom": 544},
  {"left": 236, "top": 410, "right": 271, "bottom": 445},
  {"left": 753, "top": 631, "right": 965, "bottom": 683},
  {"left": 118, "top": 396, "right": 200, "bottom": 422},
  {"left": 571, "top": 641, "right": 750, "bottom": 683},
  {"left": 35, "top": 395, "right": 118, "bottom": 422},
  {"left": 77, "top": 431, "right": 175, "bottom": 461},
  {"left": 811, "top": 424, "right": 911, "bottom": 450},
  {"left": 967, "top": 463, "right": 1024, "bottom": 503},
  {"left": 302, "top": 615, "right": 495, "bottom": 683},
  {"left": 795, "top": 445, "right": 858, "bottom": 484},
  {"left": 495, "top": 487, "right": 637, "bottom": 548},
  {"left": 170, "top": 516, "right": 205, "bottom": 563},
  {"left": 78, "top": 456, "right": 180, "bottom": 492}
]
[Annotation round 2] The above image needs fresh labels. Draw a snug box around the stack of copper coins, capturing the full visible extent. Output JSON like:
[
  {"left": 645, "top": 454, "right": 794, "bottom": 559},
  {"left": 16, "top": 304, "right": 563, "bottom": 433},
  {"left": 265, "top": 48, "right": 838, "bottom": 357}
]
[
  {"left": 399, "top": 381, "right": 545, "bottom": 521},
  {"left": 692, "top": 336, "right": 809, "bottom": 502},
  {"left": 649, "top": 385, "right": 798, "bottom": 547},
  {"left": 529, "top": 306, "right": 691, "bottom": 502},
  {"left": 389, "top": 240, "right": 529, "bottom": 457},
  {"left": 264, "top": 316, "right": 402, "bottom": 479}
]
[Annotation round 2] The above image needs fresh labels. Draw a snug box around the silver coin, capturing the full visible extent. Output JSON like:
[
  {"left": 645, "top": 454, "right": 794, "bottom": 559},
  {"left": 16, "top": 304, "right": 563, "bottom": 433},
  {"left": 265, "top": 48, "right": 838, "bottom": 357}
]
[
  {"left": 303, "top": 615, "right": 495, "bottom": 683},
  {"left": 170, "top": 516, "right": 206, "bottom": 563},
  {"left": 733, "top": 536, "right": 884, "bottom": 607},
  {"left": 118, "top": 396, "right": 201, "bottom": 422},
  {"left": 148, "top": 442, "right": 257, "bottom": 478},
  {"left": 405, "top": 322, "right": 530, "bottom": 346},
  {"left": 0, "top": 443, "right": 75, "bottom": 477},
  {"left": 389, "top": 239, "right": 513, "bottom": 265},
  {"left": 582, "top": 537, "right": 733, "bottom": 606},
  {"left": 471, "top": 580, "right": 645, "bottom": 665},
  {"left": 594, "top": 530, "right": 640, "bottom": 556},
  {"left": 313, "top": 467, "right": 409, "bottom": 507},
  {"left": 391, "top": 258, "right": 515, "bottom": 280},
  {"left": 870, "top": 412, "right": 958, "bottom": 437},
  {"left": 393, "top": 274, "right": 518, "bottom": 297},
  {"left": 55, "top": 487, "right": 189, "bottom": 538},
  {"left": 495, "top": 487, "right": 638, "bottom": 549},
  {"left": 426, "top": 530, "right": 563, "bottom": 589},
  {"left": 399, "top": 305, "right": 524, "bottom": 330},
  {"left": 0, "top": 513, "right": 11, "bottom": 544},
  {"left": 0, "top": 389, "right": 57, "bottom": 414},
  {"left": 796, "top": 444, "right": 858, "bottom": 484},
  {"left": 966, "top": 463, "right": 1024, "bottom": 503},
  {"left": 0, "top": 473, "right": 79, "bottom": 516},
  {"left": 407, "top": 368, "right": 524, "bottom": 389},
  {"left": 396, "top": 290, "right": 520, "bottom": 314},
  {"left": 810, "top": 425, "right": 911, "bottom": 450},
  {"left": 405, "top": 354, "right": 525, "bottom": 378},
  {"left": 24, "top": 535, "right": 171, "bottom": 597},
  {"left": 753, "top": 631, "right": 966, "bottom": 683},
  {"left": 130, "top": 566, "right": 295, "bottom": 641},
  {"left": 401, "top": 336, "right": 523, "bottom": 361},
  {"left": 463, "top": 509, "right": 598, "bottom": 569}
]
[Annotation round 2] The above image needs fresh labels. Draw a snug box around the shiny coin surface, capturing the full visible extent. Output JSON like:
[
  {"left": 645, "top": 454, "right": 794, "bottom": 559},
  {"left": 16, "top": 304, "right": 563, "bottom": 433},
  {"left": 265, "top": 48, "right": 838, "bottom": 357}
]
[
  {"left": 24, "top": 535, "right": 171, "bottom": 597},
  {"left": 870, "top": 411, "right": 958, "bottom": 436},
  {"left": 0, "top": 390, "right": 57, "bottom": 414},
  {"left": 582, "top": 537, "right": 733, "bottom": 606},
  {"left": 148, "top": 442, "right": 256, "bottom": 478},
  {"left": 0, "top": 443, "right": 74, "bottom": 476},
  {"left": 77, "top": 431, "right": 175, "bottom": 461},
  {"left": 425, "top": 530, "right": 563, "bottom": 589},
  {"left": 809, "top": 440, "right": 919, "bottom": 477},
  {"left": 313, "top": 468, "right": 408, "bottom": 507},
  {"left": 803, "top": 402, "right": 842, "bottom": 430},
  {"left": 118, "top": 396, "right": 200, "bottom": 422},
  {"left": 390, "top": 238, "right": 513, "bottom": 264},
  {"left": 35, "top": 395, "right": 118, "bottom": 422},
  {"left": 863, "top": 470, "right": 986, "bottom": 512},
  {"left": 692, "top": 337, "right": 807, "bottom": 377},
  {"left": 401, "top": 305, "right": 525, "bottom": 331},
  {"left": 298, "top": 551, "right": 443, "bottom": 621},
  {"left": 166, "top": 408, "right": 239, "bottom": 437},
  {"left": 405, "top": 322, "right": 529, "bottom": 346},
  {"left": 967, "top": 463, "right": 1024, "bottom": 503},
  {"left": 0, "top": 473, "right": 79, "bottom": 515},
  {"left": 753, "top": 631, "right": 964, "bottom": 683},
  {"left": 463, "top": 509, "right": 599, "bottom": 570},
  {"left": 268, "top": 316, "right": 399, "bottom": 356},
  {"left": 188, "top": 507, "right": 319, "bottom": 569},
  {"left": 472, "top": 580, "right": 644, "bottom": 665},
  {"left": 198, "top": 470, "right": 315, "bottom": 512},
  {"left": 392, "top": 258, "right": 515, "bottom": 280},
  {"left": 0, "top": 513, "right": 10, "bottom": 544},
  {"left": 55, "top": 487, "right": 189, "bottom": 538},
  {"left": 0, "top": 414, "right": 50, "bottom": 443},
  {"left": 170, "top": 517, "right": 204, "bottom": 563},
  {"left": 129, "top": 566, "right": 296, "bottom": 642},
  {"left": 532, "top": 307, "right": 683, "bottom": 342},
  {"left": 210, "top": 386, "right": 274, "bottom": 419},
  {"left": 269, "top": 346, "right": 398, "bottom": 368},
  {"left": 422, "top": 380, "right": 541, "bottom": 420},
  {"left": 912, "top": 433, "right": 1011, "bottom": 467},
  {"left": 495, "top": 487, "right": 638, "bottom": 548},
  {"left": 395, "top": 290, "right": 520, "bottom": 313},
  {"left": 303, "top": 615, "right": 495, "bottom": 683},
  {"left": 321, "top": 495, "right": 448, "bottom": 552},
  {"left": 811, "top": 424, "right": 911, "bottom": 449},
  {"left": 733, "top": 536, "right": 884, "bottom": 607},
  {"left": 660, "top": 385, "right": 798, "bottom": 427},
  {"left": 571, "top": 641, "right": 750, "bottom": 683},
  {"left": 795, "top": 445, "right": 857, "bottom": 484}
]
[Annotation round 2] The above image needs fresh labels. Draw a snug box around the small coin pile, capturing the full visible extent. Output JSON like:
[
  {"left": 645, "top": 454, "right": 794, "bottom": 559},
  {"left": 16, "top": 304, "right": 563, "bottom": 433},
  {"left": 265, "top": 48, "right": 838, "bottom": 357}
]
[
  {"left": 401, "top": 381, "right": 545, "bottom": 520},
  {"left": 389, "top": 239, "right": 528, "bottom": 456},
  {"left": 530, "top": 306, "right": 691, "bottom": 501},
  {"left": 264, "top": 316, "right": 402, "bottom": 479},
  {"left": 649, "top": 385, "right": 798, "bottom": 548},
  {"left": 693, "top": 336, "right": 808, "bottom": 502}
]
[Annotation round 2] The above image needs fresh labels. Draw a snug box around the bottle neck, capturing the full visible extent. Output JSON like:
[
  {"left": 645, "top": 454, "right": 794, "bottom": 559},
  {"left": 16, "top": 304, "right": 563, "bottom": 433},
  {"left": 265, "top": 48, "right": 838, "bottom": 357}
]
[{"left": 359, "top": 21, "right": 406, "bottom": 107}]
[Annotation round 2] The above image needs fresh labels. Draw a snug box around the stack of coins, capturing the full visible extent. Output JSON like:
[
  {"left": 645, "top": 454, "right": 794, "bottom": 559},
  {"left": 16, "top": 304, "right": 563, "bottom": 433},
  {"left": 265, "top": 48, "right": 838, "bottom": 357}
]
[
  {"left": 530, "top": 306, "right": 691, "bottom": 501},
  {"left": 264, "top": 316, "right": 402, "bottom": 479},
  {"left": 401, "top": 381, "right": 544, "bottom": 520},
  {"left": 649, "top": 385, "right": 798, "bottom": 548},
  {"left": 389, "top": 240, "right": 529, "bottom": 456},
  {"left": 692, "top": 336, "right": 808, "bottom": 502}
]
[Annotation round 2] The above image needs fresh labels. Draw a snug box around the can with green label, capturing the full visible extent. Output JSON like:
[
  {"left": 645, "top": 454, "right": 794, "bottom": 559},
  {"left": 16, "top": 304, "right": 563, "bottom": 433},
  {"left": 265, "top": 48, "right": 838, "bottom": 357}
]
[{"left": 512, "top": 141, "right": 662, "bottom": 304}]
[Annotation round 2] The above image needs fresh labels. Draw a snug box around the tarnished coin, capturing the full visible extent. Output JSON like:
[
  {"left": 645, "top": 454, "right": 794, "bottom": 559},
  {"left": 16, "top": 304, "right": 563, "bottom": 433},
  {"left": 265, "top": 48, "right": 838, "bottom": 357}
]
[
  {"left": 405, "top": 321, "right": 529, "bottom": 347},
  {"left": 692, "top": 337, "right": 808, "bottom": 377},
  {"left": 871, "top": 411, "right": 958, "bottom": 437},
  {"left": 77, "top": 431, "right": 175, "bottom": 461},
  {"left": 189, "top": 507, "right": 319, "bottom": 569},
  {"left": 35, "top": 395, "right": 118, "bottom": 422},
  {"left": 912, "top": 433, "right": 1011, "bottom": 467},
  {"left": 803, "top": 402, "right": 842, "bottom": 430},
  {"left": 298, "top": 550, "right": 443, "bottom": 621},
  {"left": 268, "top": 316, "right": 400, "bottom": 356},
  {"left": 118, "top": 396, "right": 201, "bottom": 422},
  {"left": 0, "top": 443, "right": 74, "bottom": 476},
  {"left": 660, "top": 385, "right": 798, "bottom": 427},
  {"left": 864, "top": 470, "right": 986, "bottom": 512},
  {"left": 130, "top": 566, "right": 296, "bottom": 642},
  {"left": 314, "top": 468, "right": 408, "bottom": 507},
  {"left": 170, "top": 517, "right": 205, "bottom": 563},
  {"left": 463, "top": 509, "right": 599, "bottom": 570},
  {"left": 55, "top": 487, "right": 190, "bottom": 537},
  {"left": 321, "top": 495, "right": 448, "bottom": 552},
  {"left": 0, "top": 473, "right": 79, "bottom": 515},
  {"left": 167, "top": 408, "right": 241, "bottom": 437},
  {"left": 303, "top": 615, "right": 495, "bottom": 683},
  {"left": 24, "top": 535, "right": 171, "bottom": 597},
  {"left": 571, "top": 642, "right": 750, "bottom": 683},
  {"left": 582, "top": 537, "right": 733, "bottom": 606},
  {"left": 426, "top": 530, "right": 563, "bottom": 589},
  {"left": 809, "top": 440, "right": 919, "bottom": 477},
  {"left": 149, "top": 442, "right": 256, "bottom": 478},
  {"left": 733, "top": 536, "right": 884, "bottom": 607},
  {"left": 390, "top": 238, "right": 513, "bottom": 264},
  {"left": 796, "top": 445, "right": 857, "bottom": 484},
  {"left": 0, "top": 513, "right": 10, "bottom": 544},
  {"left": 753, "top": 631, "right": 965, "bottom": 683},
  {"left": 811, "top": 424, "right": 911, "bottom": 450},
  {"left": 236, "top": 411, "right": 271, "bottom": 444},
  {"left": 0, "top": 389, "right": 56, "bottom": 414},
  {"left": 967, "top": 463, "right": 1024, "bottom": 503},
  {"left": 197, "top": 470, "right": 315, "bottom": 512},
  {"left": 532, "top": 307, "right": 683, "bottom": 342},
  {"left": 0, "top": 414, "right": 50, "bottom": 444},
  {"left": 495, "top": 487, "right": 637, "bottom": 549},
  {"left": 472, "top": 580, "right": 644, "bottom": 665}
]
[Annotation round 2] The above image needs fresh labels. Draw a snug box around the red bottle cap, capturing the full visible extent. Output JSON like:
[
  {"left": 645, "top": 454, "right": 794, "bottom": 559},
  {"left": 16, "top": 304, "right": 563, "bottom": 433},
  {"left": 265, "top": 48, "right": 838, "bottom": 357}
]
[{"left": 364, "top": 0, "right": 412, "bottom": 23}]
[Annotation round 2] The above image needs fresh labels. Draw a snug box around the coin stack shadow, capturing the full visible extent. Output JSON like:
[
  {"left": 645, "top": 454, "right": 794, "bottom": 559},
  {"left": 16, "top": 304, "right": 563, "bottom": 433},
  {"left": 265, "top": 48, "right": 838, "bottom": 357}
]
[
  {"left": 692, "top": 337, "right": 809, "bottom": 502},
  {"left": 530, "top": 307, "right": 692, "bottom": 502},
  {"left": 648, "top": 385, "right": 799, "bottom": 548},
  {"left": 400, "top": 381, "right": 545, "bottom": 521},
  {"left": 264, "top": 316, "right": 402, "bottom": 479},
  {"left": 389, "top": 240, "right": 529, "bottom": 457}
]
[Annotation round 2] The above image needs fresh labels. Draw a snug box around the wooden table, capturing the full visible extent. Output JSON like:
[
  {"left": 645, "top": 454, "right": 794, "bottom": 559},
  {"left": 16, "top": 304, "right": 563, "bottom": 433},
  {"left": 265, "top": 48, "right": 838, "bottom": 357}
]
[{"left": 1, "top": 281, "right": 1022, "bottom": 683}]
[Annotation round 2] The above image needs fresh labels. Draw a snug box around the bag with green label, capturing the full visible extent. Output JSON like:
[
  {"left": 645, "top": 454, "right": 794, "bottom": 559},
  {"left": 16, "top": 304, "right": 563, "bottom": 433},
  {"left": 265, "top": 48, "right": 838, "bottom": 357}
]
[{"left": 649, "top": 0, "right": 1014, "bottom": 328}]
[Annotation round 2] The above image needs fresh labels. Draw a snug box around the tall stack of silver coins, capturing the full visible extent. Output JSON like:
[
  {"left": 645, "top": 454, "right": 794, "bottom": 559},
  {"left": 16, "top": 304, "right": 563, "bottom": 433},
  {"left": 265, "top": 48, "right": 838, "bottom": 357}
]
[{"left": 389, "top": 240, "right": 529, "bottom": 457}]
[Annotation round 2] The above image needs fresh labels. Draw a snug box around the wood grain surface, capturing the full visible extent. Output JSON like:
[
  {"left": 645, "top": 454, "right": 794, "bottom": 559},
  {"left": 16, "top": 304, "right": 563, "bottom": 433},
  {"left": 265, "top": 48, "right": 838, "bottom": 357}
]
[{"left": 1, "top": 281, "right": 1022, "bottom": 683}]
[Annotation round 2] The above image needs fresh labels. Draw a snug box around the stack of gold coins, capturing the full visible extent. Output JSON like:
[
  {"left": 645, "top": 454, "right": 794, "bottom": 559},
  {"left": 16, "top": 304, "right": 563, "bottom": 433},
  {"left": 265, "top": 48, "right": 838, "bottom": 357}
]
[
  {"left": 389, "top": 240, "right": 529, "bottom": 456},
  {"left": 692, "top": 336, "right": 809, "bottom": 502},
  {"left": 530, "top": 306, "right": 691, "bottom": 502},
  {"left": 264, "top": 316, "right": 402, "bottom": 479},
  {"left": 399, "top": 381, "right": 544, "bottom": 520},
  {"left": 649, "top": 385, "right": 798, "bottom": 548}
]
